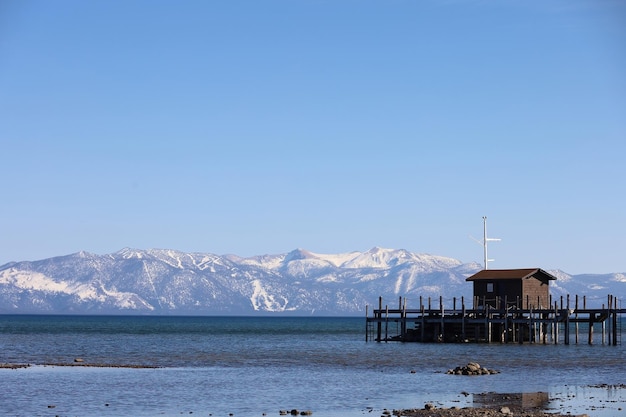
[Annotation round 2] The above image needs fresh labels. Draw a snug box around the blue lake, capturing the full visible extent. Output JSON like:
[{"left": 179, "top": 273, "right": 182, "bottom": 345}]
[{"left": 0, "top": 315, "right": 624, "bottom": 416}]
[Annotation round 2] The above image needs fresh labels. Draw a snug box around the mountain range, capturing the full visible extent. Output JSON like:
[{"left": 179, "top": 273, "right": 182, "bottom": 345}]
[{"left": 0, "top": 247, "right": 624, "bottom": 315}]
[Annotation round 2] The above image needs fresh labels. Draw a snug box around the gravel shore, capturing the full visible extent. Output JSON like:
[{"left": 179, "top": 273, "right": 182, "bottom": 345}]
[
  {"left": 390, "top": 407, "right": 588, "bottom": 417},
  {"left": 385, "top": 390, "right": 591, "bottom": 417}
]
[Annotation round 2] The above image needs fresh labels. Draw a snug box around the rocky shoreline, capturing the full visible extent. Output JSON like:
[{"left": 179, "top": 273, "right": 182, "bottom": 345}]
[
  {"left": 445, "top": 362, "right": 499, "bottom": 376},
  {"left": 389, "top": 406, "right": 588, "bottom": 416},
  {"left": 0, "top": 362, "right": 158, "bottom": 369},
  {"left": 0, "top": 363, "right": 30, "bottom": 369}
]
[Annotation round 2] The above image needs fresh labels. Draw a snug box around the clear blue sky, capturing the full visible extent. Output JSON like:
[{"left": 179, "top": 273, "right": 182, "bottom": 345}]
[{"left": 1, "top": 0, "right": 624, "bottom": 274}]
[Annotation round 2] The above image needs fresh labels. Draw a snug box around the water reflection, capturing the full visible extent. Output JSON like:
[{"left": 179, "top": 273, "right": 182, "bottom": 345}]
[{"left": 474, "top": 392, "right": 549, "bottom": 410}]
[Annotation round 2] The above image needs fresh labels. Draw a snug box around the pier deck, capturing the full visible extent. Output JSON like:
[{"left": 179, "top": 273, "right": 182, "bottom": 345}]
[{"left": 366, "top": 294, "right": 625, "bottom": 345}]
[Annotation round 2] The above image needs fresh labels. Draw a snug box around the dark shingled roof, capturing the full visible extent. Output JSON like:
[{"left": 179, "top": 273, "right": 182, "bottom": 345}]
[{"left": 466, "top": 268, "right": 557, "bottom": 282}]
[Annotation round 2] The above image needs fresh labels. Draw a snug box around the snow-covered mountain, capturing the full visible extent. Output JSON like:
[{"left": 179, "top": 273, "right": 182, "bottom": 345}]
[{"left": 0, "top": 247, "right": 623, "bottom": 315}]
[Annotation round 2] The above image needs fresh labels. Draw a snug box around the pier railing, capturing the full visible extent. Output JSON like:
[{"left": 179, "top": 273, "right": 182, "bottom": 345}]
[{"left": 365, "top": 294, "right": 624, "bottom": 345}]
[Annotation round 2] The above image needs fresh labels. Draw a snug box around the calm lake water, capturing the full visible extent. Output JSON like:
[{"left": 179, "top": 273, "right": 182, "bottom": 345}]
[{"left": 0, "top": 315, "right": 624, "bottom": 417}]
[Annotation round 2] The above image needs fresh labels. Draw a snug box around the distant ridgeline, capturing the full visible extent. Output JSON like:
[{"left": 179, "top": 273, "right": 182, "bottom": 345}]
[{"left": 0, "top": 248, "right": 624, "bottom": 315}]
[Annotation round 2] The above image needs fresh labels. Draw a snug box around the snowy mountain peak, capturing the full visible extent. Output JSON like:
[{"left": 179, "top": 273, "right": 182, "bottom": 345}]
[
  {"left": 337, "top": 247, "right": 460, "bottom": 270},
  {"left": 0, "top": 248, "right": 623, "bottom": 315},
  {"left": 341, "top": 247, "right": 401, "bottom": 269},
  {"left": 284, "top": 248, "right": 317, "bottom": 263},
  {"left": 614, "top": 273, "right": 626, "bottom": 283},
  {"left": 115, "top": 248, "right": 145, "bottom": 259},
  {"left": 549, "top": 270, "right": 572, "bottom": 282}
]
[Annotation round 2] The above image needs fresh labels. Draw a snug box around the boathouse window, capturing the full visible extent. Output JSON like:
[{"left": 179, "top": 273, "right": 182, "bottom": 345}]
[{"left": 487, "top": 283, "right": 494, "bottom": 293}]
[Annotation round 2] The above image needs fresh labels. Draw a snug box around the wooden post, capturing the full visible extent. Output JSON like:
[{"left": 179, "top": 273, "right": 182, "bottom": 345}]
[
  {"left": 564, "top": 294, "right": 570, "bottom": 345},
  {"left": 602, "top": 301, "right": 606, "bottom": 345},
  {"left": 377, "top": 296, "right": 383, "bottom": 342},
  {"left": 486, "top": 304, "right": 491, "bottom": 343},
  {"left": 536, "top": 308, "right": 541, "bottom": 344},
  {"left": 613, "top": 296, "right": 619, "bottom": 346},
  {"left": 528, "top": 306, "right": 537, "bottom": 343},
  {"left": 461, "top": 296, "right": 466, "bottom": 342},
  {"left": 553, "top": 301, "right": 559, "bottom": 345},
  {"left": 503, "top": 295, "right": 508, "bottom": 343},
  {"left": 439, "top": 296, "right": 444, "bottom": 342},
  {"left": 585, "top": 296, "right": 590, "bottom": 344},
  {"left": 365, "top": 305, "right": 369, "bottom": 342},
  {"left": 398, "top": 296, "right": 403, "bottom": 339},
  {"left": 420, "top": 303, "right": 425, "bottom": 342},
  {"left": 512, "top": 298, "right": 516, "bottom": 343},
  {"left": 402, "top": 297, "right": 407, "bottom": 340},
  {"left": 575, "top": 294, "right": 579, "bottom": 344},
  {"left": 541, "top": 309, "right": 547, "bottom": 344},
  {"left": 611, "top": 294, "right": 615, "bottom": 346},
  {"left": 606, "top": 294, "right": 613, "bottom": 346},
  {"left": 556, "top": 296, "right": 568, "bottom": 344},
  {"left": 385, "top": 305, "right": 389, "bottom": 342}
]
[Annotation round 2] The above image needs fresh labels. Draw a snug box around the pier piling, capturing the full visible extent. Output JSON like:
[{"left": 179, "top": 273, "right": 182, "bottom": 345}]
[{"left": 366, "top": 294, "right": 625, "bottom": 344}]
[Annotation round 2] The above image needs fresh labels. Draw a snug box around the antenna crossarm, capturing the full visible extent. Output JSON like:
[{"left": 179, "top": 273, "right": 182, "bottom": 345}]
[{"left": 481, "top": 216, "right": 500, "bottom": 270}]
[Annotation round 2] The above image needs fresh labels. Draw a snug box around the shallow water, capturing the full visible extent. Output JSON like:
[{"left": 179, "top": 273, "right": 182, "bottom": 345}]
[{"left": 0, "top": 315, "right": 624, "bottom": 416}]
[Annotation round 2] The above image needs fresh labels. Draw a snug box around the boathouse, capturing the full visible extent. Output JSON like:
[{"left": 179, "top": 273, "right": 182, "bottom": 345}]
[
  {"left": 366, "top": 266, "right": 624, "bottom": 344},
  {"left": 466, "top": 268, "right": 556, "bottom": 309}
]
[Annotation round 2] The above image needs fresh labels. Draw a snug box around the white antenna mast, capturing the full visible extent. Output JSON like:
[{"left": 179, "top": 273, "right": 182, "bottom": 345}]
[{"left": 482, "top": 216, "right": 501, "bottom": 269}]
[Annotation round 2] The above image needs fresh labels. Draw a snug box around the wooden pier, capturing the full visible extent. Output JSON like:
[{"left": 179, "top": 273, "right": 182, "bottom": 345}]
[{"left": 366, "top": 294, "right": 625, "bottom": 345}]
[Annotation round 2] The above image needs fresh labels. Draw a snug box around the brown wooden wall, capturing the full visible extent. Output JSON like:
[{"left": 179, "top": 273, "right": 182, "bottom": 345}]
[
  {"left": 473, "top": 278, "right": 549, "bottom": 308},
  {"left": 473, "top": 280, "right": 522, "bottom": 308},
  {"left": 521, "top": 278, "right": 550, "bottom": 308}
]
